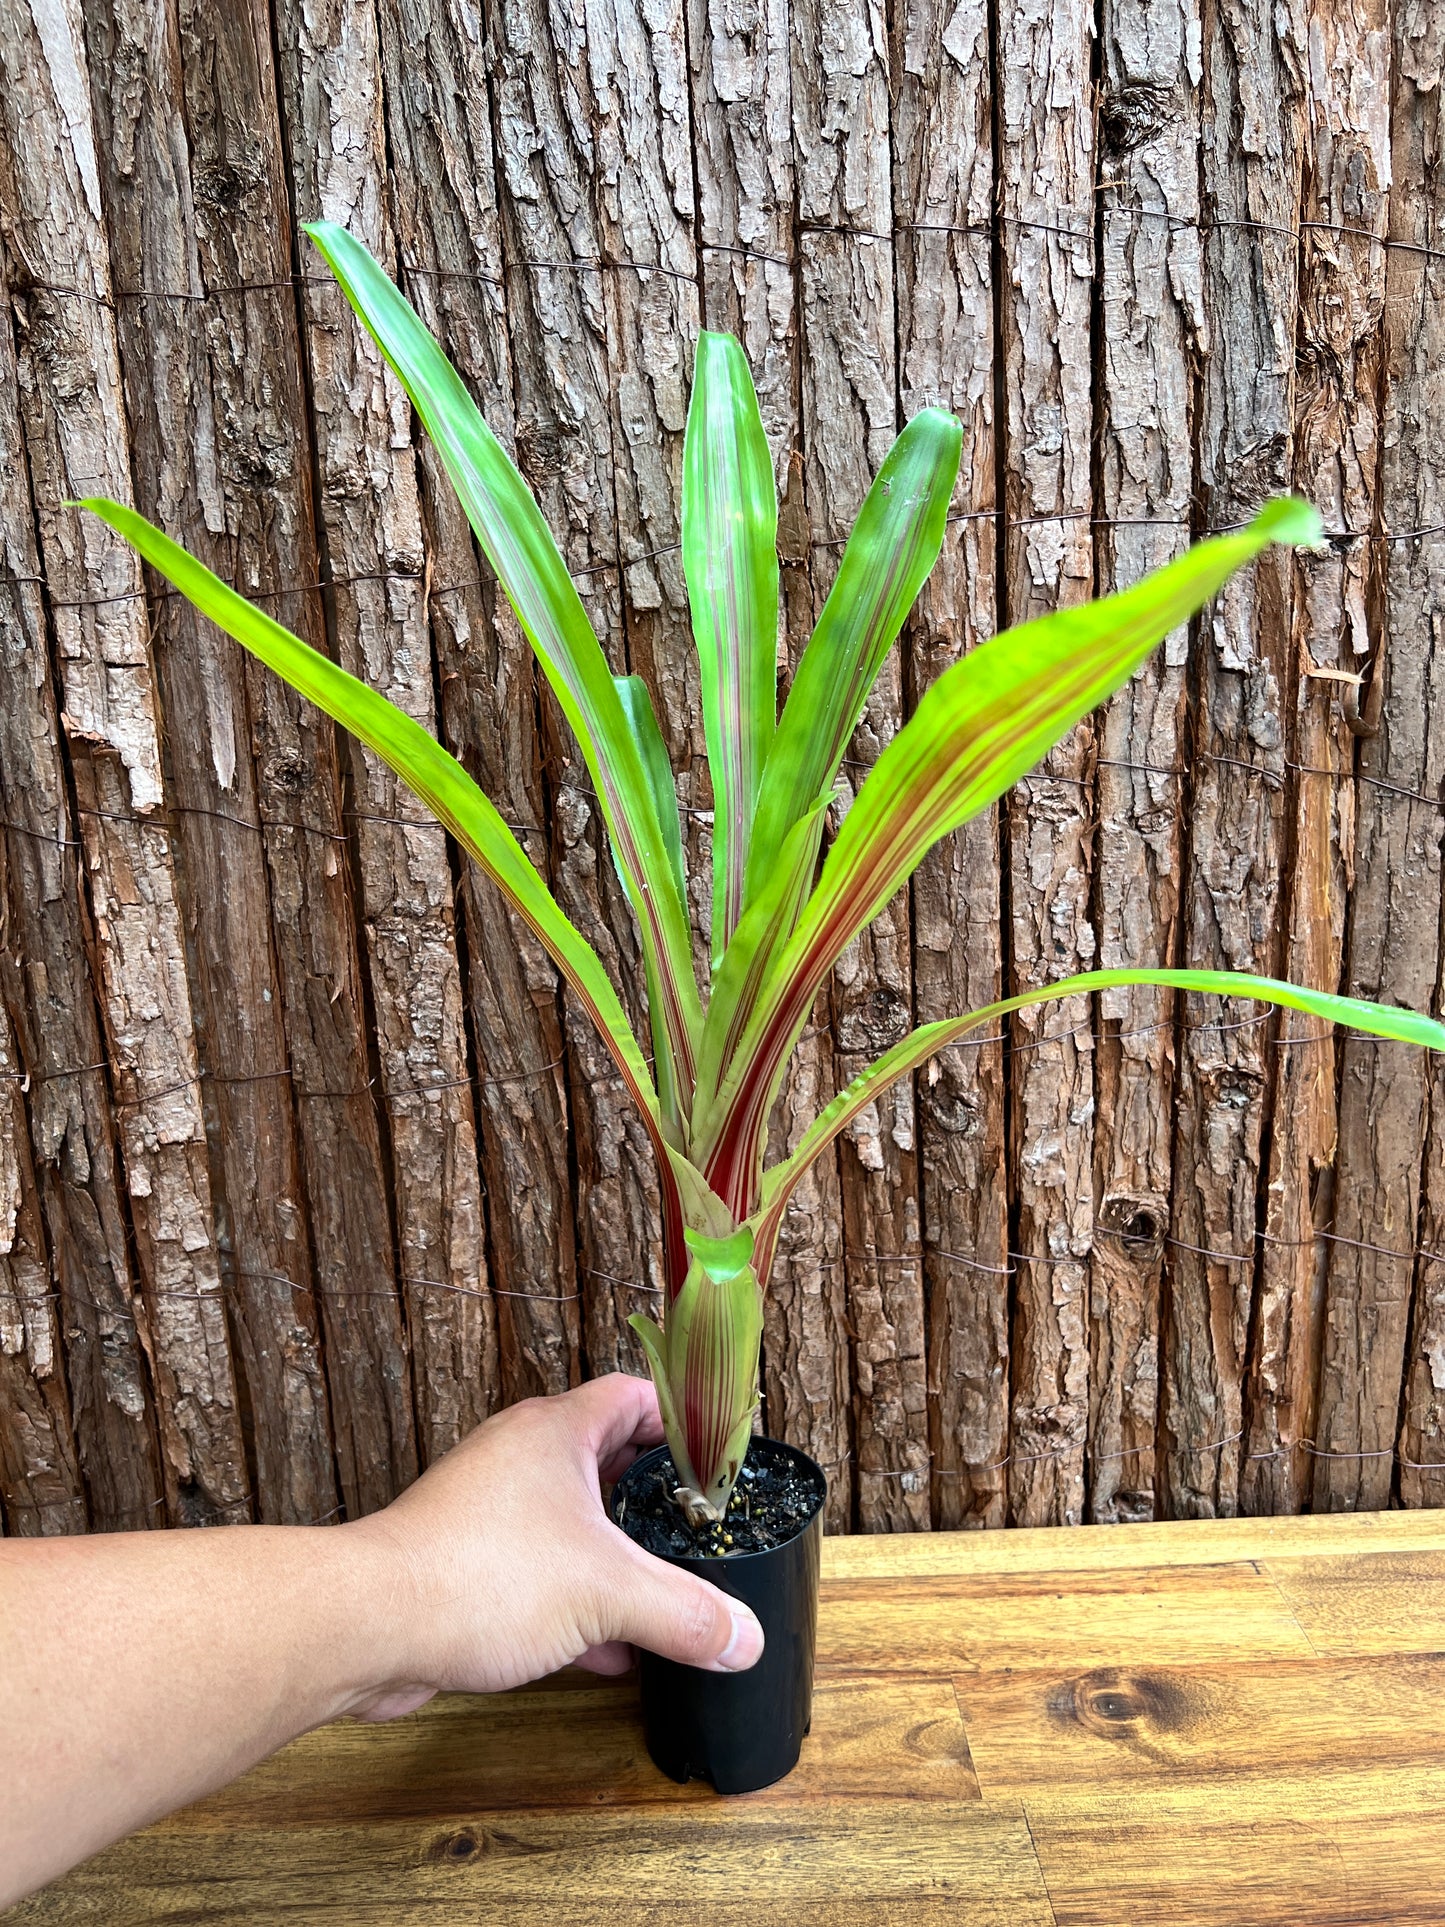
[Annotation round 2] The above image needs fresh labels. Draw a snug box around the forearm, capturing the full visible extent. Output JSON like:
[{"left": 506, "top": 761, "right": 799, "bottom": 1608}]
[{"left": 0, "top": 1521, "right": 404, "bottom": 1906}]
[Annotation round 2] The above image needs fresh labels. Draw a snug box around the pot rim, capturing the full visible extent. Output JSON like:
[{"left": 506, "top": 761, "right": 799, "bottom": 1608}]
[{"left": 610, "top": 1433, "right": 828, "bottom": 1564}]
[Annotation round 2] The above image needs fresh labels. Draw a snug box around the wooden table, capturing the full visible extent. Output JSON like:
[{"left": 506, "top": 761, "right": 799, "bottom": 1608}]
[{"left": 13, "top": 1508, "right": 1445, "bottom": 1923}]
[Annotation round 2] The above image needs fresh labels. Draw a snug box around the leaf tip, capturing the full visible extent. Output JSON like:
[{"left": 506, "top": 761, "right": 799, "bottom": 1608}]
[{"left": 1252, "top": 495, "right": 1324, "bottom": 550}]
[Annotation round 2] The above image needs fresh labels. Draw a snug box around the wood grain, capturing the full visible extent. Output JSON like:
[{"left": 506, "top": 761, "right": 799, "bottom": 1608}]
[
  {"left": 0, "top": 242, "right": 150, "bottom": 1535},
  {"left": 14, "top": 1511, "right": 1445, "bottom": 1924},
  {"left": 485, "top": 0, "right": 641, "bottom": 1397}
]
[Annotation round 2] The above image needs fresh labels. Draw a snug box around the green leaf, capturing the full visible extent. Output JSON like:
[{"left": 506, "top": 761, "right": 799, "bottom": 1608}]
[
  {"left": 742, "top": 407, "right": 962, "bottom": 914},
  {"left": 627, "top": 1311, "right": 700, "bottom": 1496},
  {"left": 614, "top": 673, "right": 690, "bottom": 1132},
  {"left": 749, "top": 963, "right": 1442, "bottom": 1284},
  {"left": 614, "top": 675, "right": 687, "bottom": 906},
  {"left": 691, "top": 798, "right": 829, "bottom": 1125},
  {"left": 698, "top": 497, "right": 1325, "bottom": 1209},
  {"left": 80, "top": 495, "right": 687, "bottom": 1248},
  {"left": 304, "top": 220, "right": 701, "bottom": 1127},
  {"left": 682, "top": 332, "right": 778, "bottom": 962}
]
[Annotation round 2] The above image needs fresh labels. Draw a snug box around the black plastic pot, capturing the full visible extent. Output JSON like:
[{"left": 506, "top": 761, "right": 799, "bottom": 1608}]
[{"left": 609, "top": 1436, "right": 826, "bottom": 1794}]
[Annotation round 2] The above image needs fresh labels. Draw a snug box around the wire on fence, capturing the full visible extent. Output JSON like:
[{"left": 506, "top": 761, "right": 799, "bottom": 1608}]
[
  {"left": 817, "top": 1428, "right": 1445, "bottom": 1482},
  {"left": 14, "top": 199, "right": 1445, "bottom": 316}
]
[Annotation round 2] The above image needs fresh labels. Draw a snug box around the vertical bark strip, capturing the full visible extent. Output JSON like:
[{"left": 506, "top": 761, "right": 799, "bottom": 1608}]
[
  {"left": 1245, "top": 0, "right": 1389, "bottom": 1514},
  {"left": 1162, "top": 0, "right": 1306, "bottom": 1520},
  {"left": 792, "top": 0, "right": 928, "bottom": 1534},
  {"left": 891, "top": 0, "right": 1006, "bottom": 1528},
  {"left": 485, "top": 0, "right": 649, "bottom": 1394},
  {"left": 99, "top": 0, "right": 417, "bottom": 1520},
  {"left": 1320, "top": 0, "right": 1445, "bottom": 1512},
  {"left": 997, "top": 0, "right": 1096, "bottom": 1528},
  {"left": 79, "top": 0, "right": 339, "bottom": 1527},
  {"left": 0, "top": 246, "right": 164, "bottom": 1533},
  {"left": 0, "top": 963, "right": 86, "bottom": 1536},
  {"left": 690, "top": 5, "right": 854, "bottom": 1527},
  {"left": 588, "top": 0, "right": 702, "bottom": 1368},
  {"left": 373, "top": 0, "right": 575, "bottom": 1415},
  {"left": 271, "top": 0, "right": 496, "bottom": 1466},
  {"left": 1089, "top": 0, "right": 1202, "bottom": 1525},
  {"left": 0, "top": 0, "right": 250, "bottom": 1526}
]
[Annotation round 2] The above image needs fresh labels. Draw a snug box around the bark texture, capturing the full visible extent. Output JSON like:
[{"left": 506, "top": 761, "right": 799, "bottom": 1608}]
[
  {"left": 1090, "top": 0, "right": 1202, "bottom": 1526},
  {"left": 1162, "top": 0, "right": 1306, "bottom": 1520},
  {"left": 0, "top": 0, "right": 249, "bottom": 1527},
  {"left": 998, "top": 0, "right": 1096, "bottom": 1528},
  {"left": 892, "top": 0, "right": 1006, "bottom": 1529},
  {"left": 1322, "top": 0, "right": 1445, "bottom": 1513},
  {"left": 2, "top": 0, "right": 1443, "bottom": 1539},
  {"left": 1244, "top": 0, "right": 1388, "bottom": 1515}
]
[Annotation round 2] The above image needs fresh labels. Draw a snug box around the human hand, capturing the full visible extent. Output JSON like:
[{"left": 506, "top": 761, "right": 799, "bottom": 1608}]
[{"left": 341, "top": 1375, "right": 765, "bottom": 1720}]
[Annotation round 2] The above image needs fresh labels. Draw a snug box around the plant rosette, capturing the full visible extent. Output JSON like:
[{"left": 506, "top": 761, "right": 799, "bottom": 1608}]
[{"left": 84, "top": 221, "right": 1445, "bottom": 1793}]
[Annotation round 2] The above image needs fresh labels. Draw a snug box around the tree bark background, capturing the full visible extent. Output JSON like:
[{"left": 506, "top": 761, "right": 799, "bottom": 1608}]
[{"left": 1, "top": 0, "right": 1442, "bottom": 1535}]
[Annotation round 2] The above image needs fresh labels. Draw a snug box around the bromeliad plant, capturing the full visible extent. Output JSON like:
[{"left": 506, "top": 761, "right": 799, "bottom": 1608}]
[{"left": 86, "top": 224, "right": 1445, "bottom": 1531}]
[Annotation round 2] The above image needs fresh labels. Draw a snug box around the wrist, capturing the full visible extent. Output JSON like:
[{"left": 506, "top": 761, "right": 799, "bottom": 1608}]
[{"left": 323, "top": 1512, "right": 435, "bottom": 1719}]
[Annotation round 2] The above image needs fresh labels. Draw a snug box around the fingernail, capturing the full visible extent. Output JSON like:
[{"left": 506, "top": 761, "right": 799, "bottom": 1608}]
[{"left": 714, "top": 1602, "right": 764, "bottom": 1672}]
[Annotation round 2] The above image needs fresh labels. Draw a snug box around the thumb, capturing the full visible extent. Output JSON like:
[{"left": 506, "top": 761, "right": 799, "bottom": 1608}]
[{"left": 603, "top": 1540, "right": 765, "bottom": 1674}]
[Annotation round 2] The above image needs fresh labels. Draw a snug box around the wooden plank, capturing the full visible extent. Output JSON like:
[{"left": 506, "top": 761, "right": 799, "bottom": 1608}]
[
  {"left": 1089, "top": 0, "right": 1201, "bottom": 1526},
  {"left": 820, "top": 1504, "right": 1445, "bottom": 1579},
  {"left": 0, "top": 0, "right": 249, "bottom": 1527},
  {"left": 1264, "top": 1548, "right": 1445, "bottom": 1655},
  {"left": 957, "top": 1650, "right": 1445, "bottom": 1794},
  {"left": 996, "top": 0, "right": 1097, "bottom": 1529},
  {"left": 1023, "top": 1785, "right": 1445, "bottom": 1927},
  {"left": 891, "top": 0, "right": 1007, "bottom": 1531},
  {"left": 165, "top": 1675, "right": 978, "bottom": 1825},
  {"left": 372, "top": 0, "right": 579, "bottom": 1415},
  {"left": 792, "top": 0, "right": 925, "bottom": 1535},
  {"left": 1375, "top": 1, "right": 1445, "bottom": 1516},
  {"left": 818, "top": 1560, "right": 1312, "bottom": 1672},
  {"left": 1162, "top": 0, "right": 1306, "bottom": 1520},
  {"left": 78, "top": 0, "right": 340, "bottom": 1527},
  {"left": 10, "top": 1802, "right": 1053, "bottom": 1926},
  {"left": 1246, "top": 0, "right": 1390, "bottom": 1516},
  {"left": 271, "top": 0, "right": 496, "bottom": 1463}
]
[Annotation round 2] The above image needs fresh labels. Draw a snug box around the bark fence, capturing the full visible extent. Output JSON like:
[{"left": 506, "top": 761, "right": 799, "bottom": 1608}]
[{"left": 1, "top": 0, "right": 1442, "bottom": 1538}]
